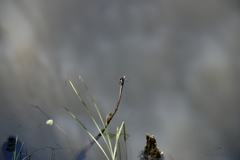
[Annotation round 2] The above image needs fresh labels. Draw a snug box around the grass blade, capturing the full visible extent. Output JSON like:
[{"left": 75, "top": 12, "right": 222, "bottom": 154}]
[
  {"left": 105, "top": 126, "right": 114, "bottom": 158},
  {"left": 79, "top": 76, "right": 105, "bottom": 127},
  {"left": 63, "top": 106, "right": 110, "bottom": 160},
  {"left": 68, "top": 80, "right": 102, "bottom": 132},
  {"left": 68, "top": 79, "right": 110, "bottom": 152},
  {"left": 113, "top": 122, "right": 125, "bottom": 159},
  {"left": 13, "top": 124, "right": 21, "bottom": 160},
  {"left": 22, "top": 147, "right": 54, "bottom": 160}
]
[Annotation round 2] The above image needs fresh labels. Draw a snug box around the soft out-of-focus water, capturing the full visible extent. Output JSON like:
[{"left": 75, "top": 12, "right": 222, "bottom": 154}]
[{"left": 0, "top": 1, "right": 240, "bottom": 160}]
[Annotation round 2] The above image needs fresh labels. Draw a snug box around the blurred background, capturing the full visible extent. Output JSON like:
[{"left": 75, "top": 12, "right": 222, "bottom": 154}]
[{"left": 0, "top": 0, "right": 240, "bottom": 160}]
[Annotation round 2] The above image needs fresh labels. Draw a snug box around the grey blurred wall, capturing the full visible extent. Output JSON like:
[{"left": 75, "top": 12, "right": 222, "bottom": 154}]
[{"left": 0, "top": 0, "right": 240, "bottom": 160}]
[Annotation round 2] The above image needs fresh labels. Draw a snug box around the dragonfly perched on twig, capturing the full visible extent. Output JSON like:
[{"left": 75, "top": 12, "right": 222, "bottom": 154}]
[{"left": 116, "top": 76, "right": 129, "bottom": 85}]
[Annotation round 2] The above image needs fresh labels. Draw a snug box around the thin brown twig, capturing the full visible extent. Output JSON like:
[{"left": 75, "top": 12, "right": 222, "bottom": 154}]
[{"left": 97, "top": 76, "right": 126, "bottom": 137}]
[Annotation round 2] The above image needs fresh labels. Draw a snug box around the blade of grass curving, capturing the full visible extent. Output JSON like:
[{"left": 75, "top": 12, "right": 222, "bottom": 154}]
[
  {"left": 117, "top": 140, "right": 122, "bottom": 160},
  {"left": 63, "top": 106, "right": 110, "bottom": 160},
  {"left": 63, "top": 106, "right": 88, "bottom": 130},
  {"left": 68, "top": 79, "right": 88, "bottom": 109},
  {"left": 78, "top": 77, "right": 108, "bottom": 140},
  {"left": 15, "top": 141, "right": 25, "bottom": 160},
  {"left": 13, "top": 124, "right": 21, "bottom": 160},
  {"left": 78, "top": 76, "right": 113, "bottom": 156},
  {"left": 68, "top": 80, "right": 103, "bottom": 132},
  {"left": 113, "top": 122, "right": 125, "bottom": 159},
  {"left": 113, "top": 127, "right": 120, "bottom": 159},
  {"left": 113, "top": 126, "right": 120, "bottom": 160},
  {"left": 79, "top": 76, "right": 105, "bottom": 126},
  {"left": 23, "top": 142, "right": 29, "bottom": 160},
  {"left": 68, "top": 79, "right": 110, "bottom": 151},
  {"left": 22, "top": 147, "right": 54, "bottom": 160},
  {"left": 105, "top": 126, "right": 114, "bottom": 158}
]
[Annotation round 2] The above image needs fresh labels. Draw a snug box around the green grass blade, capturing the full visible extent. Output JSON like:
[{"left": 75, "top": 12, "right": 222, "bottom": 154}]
[
  {"left": 78, "top": 77, "right": 109, "bottom": 140},
  {"left": 105, "top": 127, "right": 114, "bottom": 158},
  {"left": 68, "top": 80, "right": 103, "bottom": 132},
  {"left": 15, "top": 141, "right": 25, "bottom": 160},
  {"left": 113, "top": 122, "right": 125, "bottom": 158},
  {"left": 63, "top": 106, "right": 88, "bottom": 130},
  {"left": 63, "top": 106, "right": 110, "bottom": 160},
  {"left": 22, "top": 147, "right": 54, "bottom": 160},
  {"left": 68, "top": 79, "right": 88, "bottom": 109},
  {"left": 13, "top": 124, "right": 21, "bottom": 160},
  {"left": 68, "top": 79, "right": 110, "bottom": 152},
  {"left": 79, "top": 76, "right": 105, "bottom": 127}
]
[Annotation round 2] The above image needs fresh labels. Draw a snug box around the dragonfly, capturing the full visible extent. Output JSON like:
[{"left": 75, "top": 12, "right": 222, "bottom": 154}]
[{"left": 116, "top": 76, "right": 129, "bottom": 85}]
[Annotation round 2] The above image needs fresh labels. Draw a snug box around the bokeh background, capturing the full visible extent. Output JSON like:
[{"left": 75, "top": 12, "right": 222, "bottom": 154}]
[{"left": 0, "top": 0, "right": 240, "bottom": 160}]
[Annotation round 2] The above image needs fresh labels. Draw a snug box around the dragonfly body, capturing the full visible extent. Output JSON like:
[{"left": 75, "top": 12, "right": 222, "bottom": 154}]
[{"left": 119, "top": 76, "right": 127, "bottom": 85}]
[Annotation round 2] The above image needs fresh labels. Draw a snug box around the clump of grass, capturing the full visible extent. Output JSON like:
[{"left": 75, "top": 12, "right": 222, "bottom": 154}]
[{"left": 64, "top": 76, "right": 127, "bottom": 160}]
